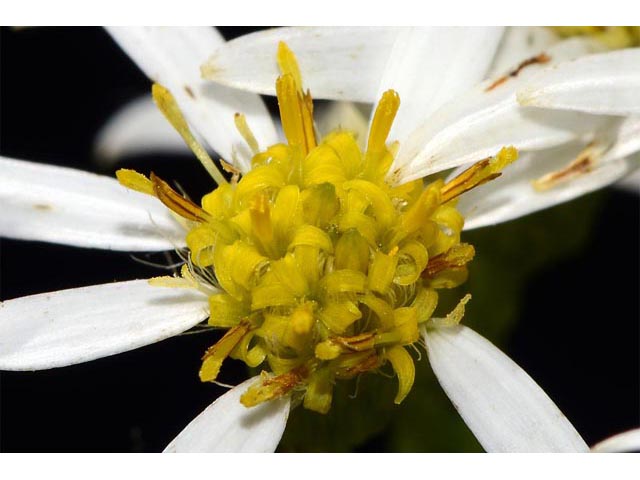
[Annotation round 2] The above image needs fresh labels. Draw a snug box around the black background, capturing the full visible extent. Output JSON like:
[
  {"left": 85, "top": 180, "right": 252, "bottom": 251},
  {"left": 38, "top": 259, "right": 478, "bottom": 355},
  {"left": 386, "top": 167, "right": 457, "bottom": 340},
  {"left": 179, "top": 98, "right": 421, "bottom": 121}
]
[{"left": 0, "top": 27, "right": 638, "bottom": 452}]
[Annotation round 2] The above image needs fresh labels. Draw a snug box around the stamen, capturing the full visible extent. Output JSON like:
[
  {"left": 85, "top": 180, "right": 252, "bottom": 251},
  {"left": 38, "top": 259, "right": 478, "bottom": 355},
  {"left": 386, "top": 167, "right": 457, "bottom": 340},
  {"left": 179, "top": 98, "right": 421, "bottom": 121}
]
[
  {"left": 150, "top": 173, "right": 211, "bottom": 223},
  {"left": 277, "top": 41, "right": 304, "bottom": 93},
  {"left": 315, "top": 333, "right": 376, "bottom": 360},
  {"left": 240, "top": 367, "right": 308, "bottom": 407},
  {"left": 423, "top": 244, "right": 475, "bottom": 277},
  {"left": 116, "top": 169, "right": 154, "bottom": 195},
  {"left": 428, "top": 293, "right": 472, "bottom": 328},
  {"left": 366, "top": 90, "right": 400, "bottom": 155},
  {"left": 275, "top": 42, "right": 316, "bottom": 155},
  {"left": 440, "top": 146, "right": 518, "bottom": 203},
  {"left": 151, "top": 83, "right": 228, "bottom": 186},
  {"left": 234, "top": 113, "right": 260, "bottom": 155},
  {"left": 276, "top": 74, "right": 316, "bottom": 155}
]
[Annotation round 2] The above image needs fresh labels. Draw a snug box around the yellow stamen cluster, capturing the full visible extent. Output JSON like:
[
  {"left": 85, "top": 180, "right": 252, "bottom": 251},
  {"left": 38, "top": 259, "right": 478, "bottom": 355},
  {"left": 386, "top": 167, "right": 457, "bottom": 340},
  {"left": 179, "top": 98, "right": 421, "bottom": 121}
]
[{"left": 117, "top": 42, "right": 518, "bottom": 414}]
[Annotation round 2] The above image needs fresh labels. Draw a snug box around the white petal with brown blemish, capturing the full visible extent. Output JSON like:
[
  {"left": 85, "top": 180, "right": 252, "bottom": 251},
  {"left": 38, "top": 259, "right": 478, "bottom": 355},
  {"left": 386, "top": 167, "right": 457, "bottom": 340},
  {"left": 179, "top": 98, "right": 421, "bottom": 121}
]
[
  {"left": 0, "top": 280, "right": 209, "bottom": 370},
  {"left": 164, "top": 376, "right": 290, "bottom": 453},
  {"left": 488, "top": 26, "right": 561, "bottom": 77},
  {"left": 456, "top": 139, "right": 638, "bottom": 230},
  {"left": 393, "top": 38, "right": 608, "bottom": 182},
  {"left": 106, "top": 27, "right": 277, "bottom": 172},
  {"left": 424, "top": 325, "right": 589, "bottom": 452},
  {"left": 0, "top": 156, "right": 184, "bottom": 251},
  {"left": 201, "top": 26, "right": 400, "bottom": 103},
  {"left": 517, "top": 48, "right": 640, "bottom": 115},
  {"left": 94, "top": 95, "right": 189, "bottom": 165}
]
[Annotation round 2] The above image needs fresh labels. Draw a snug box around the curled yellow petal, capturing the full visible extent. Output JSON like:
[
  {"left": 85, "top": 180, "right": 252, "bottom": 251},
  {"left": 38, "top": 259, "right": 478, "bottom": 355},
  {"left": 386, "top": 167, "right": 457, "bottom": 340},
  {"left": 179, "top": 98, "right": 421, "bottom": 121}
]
[
  {"left": 384, "top": 346, "right": 415, "bottom": 405},
  {"left": 199, "top": 321, "right": 250, "bottom": 382}
]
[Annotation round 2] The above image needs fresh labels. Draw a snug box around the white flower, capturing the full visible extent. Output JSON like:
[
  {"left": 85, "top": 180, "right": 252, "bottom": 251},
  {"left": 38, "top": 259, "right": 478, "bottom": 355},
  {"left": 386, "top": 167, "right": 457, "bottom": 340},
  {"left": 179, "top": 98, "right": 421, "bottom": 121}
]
[
  {"left": 199, "top": 26, "right": 639, "bottom": 223},
  {"left": 0, "top": 27, "right": 637, "bottom": 452}
]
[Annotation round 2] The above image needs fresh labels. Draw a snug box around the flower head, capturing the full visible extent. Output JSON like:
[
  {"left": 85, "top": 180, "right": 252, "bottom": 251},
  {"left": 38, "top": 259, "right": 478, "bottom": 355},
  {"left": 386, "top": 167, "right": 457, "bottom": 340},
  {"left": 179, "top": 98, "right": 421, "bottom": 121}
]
[
  {"left": 1, "top": 26, "right": 637, "bottom": 452},
  {"left": 117, "top": 42, "right": 517, "bottom": 414}
]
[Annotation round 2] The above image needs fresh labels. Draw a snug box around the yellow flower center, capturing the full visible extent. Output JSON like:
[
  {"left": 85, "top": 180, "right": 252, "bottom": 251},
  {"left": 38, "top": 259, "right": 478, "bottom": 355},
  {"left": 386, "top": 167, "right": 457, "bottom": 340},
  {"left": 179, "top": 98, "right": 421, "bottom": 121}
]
[{"left": 117, "top": 42, "right": 517, "bottom": 414}]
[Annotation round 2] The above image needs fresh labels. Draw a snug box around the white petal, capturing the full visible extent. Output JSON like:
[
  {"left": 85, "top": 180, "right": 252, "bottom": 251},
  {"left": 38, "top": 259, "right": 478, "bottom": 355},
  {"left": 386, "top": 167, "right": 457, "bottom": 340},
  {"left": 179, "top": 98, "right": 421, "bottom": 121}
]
[
  {"left": 603, "top": 115, "right": 640, "bottom": 162},
  {"left": 0, "top": 156, "right": 183, "bottom": 251},
  {"left": 616, "top": 168, "right": 640, "bottom": 194},
  {"left": 424, "top": 325, "right": 588, "bottom": 452},
  {"left": 94, "top": 96, "right": 188, "bottom": 164},
  {"left": 591, "top": 428, "right": 640, "bottom": 453},
  {"left": 106, "top": 27, "right": 277, "bottom": 172},
  {"left": 457, "top": 141, "right": 638, "bottom": 230},
  {"left": 202, "top": 26, "right": 399, "bottom": 102},
  {"left": 0, "top": 280, "right": 209, "bottom": 370},
  {"left": 394, "top": 38, "right": 607, "bottom": 182},
  {"left": 378, "top": 27, "right": 504, "bottom": 144},
  {"left": 164, "top": 376, "right": 290, "bottom": 453},
  {"left": 488, "top": 27, "right": 560, "bottom": 77},
  {"left": 517, "top": 48, "right": 640, "bottom": 115}
]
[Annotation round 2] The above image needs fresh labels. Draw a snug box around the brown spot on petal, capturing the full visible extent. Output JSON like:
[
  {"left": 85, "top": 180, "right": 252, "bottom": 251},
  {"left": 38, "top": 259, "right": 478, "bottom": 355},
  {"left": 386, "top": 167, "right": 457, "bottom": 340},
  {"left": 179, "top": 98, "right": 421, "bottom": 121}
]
[
  {"left": 184, "top": 85, "right": 195, "bottom": 99},
  {"left": 32, "top": 204, "right": 53, "bottom": 211},
  {"left": 485, "top": 53, "right": 552, "bottom": 92},
  {"left": 533, "top": 146, "right": 597, "bottom": 191}
]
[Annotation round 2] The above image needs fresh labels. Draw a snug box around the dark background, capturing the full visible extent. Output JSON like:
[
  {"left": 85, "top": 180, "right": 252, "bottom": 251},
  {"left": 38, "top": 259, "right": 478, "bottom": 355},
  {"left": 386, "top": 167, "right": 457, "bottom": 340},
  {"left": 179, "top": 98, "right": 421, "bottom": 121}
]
[{"left": 1, "top": 27, "right": 638, "bottom": 452}]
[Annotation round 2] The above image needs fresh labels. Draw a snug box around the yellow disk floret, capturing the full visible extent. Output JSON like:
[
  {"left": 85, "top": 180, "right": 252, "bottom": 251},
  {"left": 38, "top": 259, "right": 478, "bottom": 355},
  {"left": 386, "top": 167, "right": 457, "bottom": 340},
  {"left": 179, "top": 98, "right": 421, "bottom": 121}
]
[{"left": 117, "top": 43, "right": 518, "bottom": 414}]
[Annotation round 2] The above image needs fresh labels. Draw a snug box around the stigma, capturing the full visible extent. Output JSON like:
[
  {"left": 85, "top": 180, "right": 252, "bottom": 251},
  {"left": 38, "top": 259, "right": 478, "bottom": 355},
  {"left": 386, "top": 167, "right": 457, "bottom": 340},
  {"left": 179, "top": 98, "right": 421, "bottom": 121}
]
[{"left": 117, "top": 41, "right": 517, "bottom": 414}]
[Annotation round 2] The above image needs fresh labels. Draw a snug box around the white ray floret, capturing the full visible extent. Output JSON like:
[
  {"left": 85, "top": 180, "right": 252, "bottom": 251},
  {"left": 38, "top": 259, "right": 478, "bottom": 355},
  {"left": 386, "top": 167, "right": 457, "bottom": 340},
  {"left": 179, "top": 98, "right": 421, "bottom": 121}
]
[
  {"left": 456, "top": 116, "right": 640, "bottom": 229},
  {"left": 517, "top": 48, "right": 640, "bottom": 115},
  {"left": 106, "top": 26, "right": 277, "bottom": 172},
  {"left": 202, "top": 29, "right": 607, "bottom": 183},
  {"left": 488, "top": 26, "right": 560, "bottom": 77},
  {"left": 424, "top": 325, "right": 589, "bottom": 452},
  {"left": 164, "top": 376, "right": 290, "bottom": 453},
  {"left": 0, "top": 156, "right": 184, "bottom": 251},
  {"left": 393, "top": 38, "right": 607, "bottom": 181},
  {"left": 94, "top": 95, "right": 189, "bottom": 164},
  {"left": 591, "top": 428, "right": 640, "bottom": 453},
  {"left": 201, "top": 26, "right": 399, "bottom": 103},
  {"left": 0, "top": 280, "right": 210, "bottom": 370},
  {"left": 376, "top": 27, "right": 504, "bottom": 147}
]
